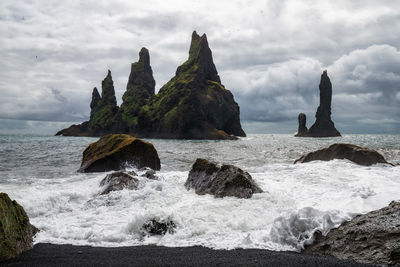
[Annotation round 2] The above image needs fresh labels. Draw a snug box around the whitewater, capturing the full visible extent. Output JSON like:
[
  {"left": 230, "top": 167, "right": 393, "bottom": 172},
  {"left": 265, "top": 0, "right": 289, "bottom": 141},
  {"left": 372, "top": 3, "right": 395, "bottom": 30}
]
[{"left": 1, "top": 134, "right": 399, "bottom": 251}]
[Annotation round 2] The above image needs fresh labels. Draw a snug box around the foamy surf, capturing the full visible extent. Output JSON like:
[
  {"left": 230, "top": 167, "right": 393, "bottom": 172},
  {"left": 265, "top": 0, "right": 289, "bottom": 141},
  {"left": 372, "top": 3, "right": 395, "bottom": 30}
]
[{"left": 0, "top": 134, "right": 399, "bottom": 251}]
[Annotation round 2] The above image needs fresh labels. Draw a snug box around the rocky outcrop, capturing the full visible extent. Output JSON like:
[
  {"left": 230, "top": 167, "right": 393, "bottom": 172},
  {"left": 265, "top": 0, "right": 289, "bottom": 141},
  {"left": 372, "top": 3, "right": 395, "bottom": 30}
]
[
  {"left": 294, "top": 143, "right": 393, "bottom": 166},
  {"left": 56, "top": 32, "right": 246, "bottom": 140},
  {"left": 304, "top": 201, "right": 400, "bottom": 265},
  {"left": 120, "top": 48, "right": 156, "bottom": 129},
  {"left": 0, "top": 193, "right": 38, "bottom": 262},
  {"left": 56, "top": 71, "right": 125, "bottom": 136},
  {"left": 295, "top": 70, "right": 341, "bottom": 137},
  {"left": 139, "top": 167, "right": 158, "bottom": 180},
  {"left": 295, "top": 113, "right": 308, "bottom": 137},
  {"left": 79, "top": 134, "right": 161, "bottom": 172},
  {"left": 185, "top": 158, "right": 263, "bottom": 198},
  {"left": 141, "top": 218, "right": 176, "bottom": 236},
  {"left": 137, "top": 31, "right": 245, "bottom": 139},
  {"left": 99, "top": 171, "right": 139, "bottom": 195}
]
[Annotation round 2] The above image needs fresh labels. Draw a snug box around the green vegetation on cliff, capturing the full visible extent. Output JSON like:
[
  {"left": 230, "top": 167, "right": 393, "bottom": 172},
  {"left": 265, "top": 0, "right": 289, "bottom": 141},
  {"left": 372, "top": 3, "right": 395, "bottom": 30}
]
[
  {"left": 89, "top": 70, "right": 120, "bottom": 130},
  {"left": 56, "top": 31, "right": 245, "bottom": 139},
  {"left": 120, "top": 48, "right": 155, "bottom": 128},
  {"left": 136, "top": 31, "right": 244, "bottom": 139}
]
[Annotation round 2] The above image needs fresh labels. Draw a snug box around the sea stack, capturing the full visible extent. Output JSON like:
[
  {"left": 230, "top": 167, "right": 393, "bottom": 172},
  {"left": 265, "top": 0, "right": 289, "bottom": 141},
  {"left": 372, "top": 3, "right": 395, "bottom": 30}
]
[
  {"left": 137, "top": 31, "right": 245, "bottom": 139},
  {"left": 56, "top": 70, "right": 125, "bottom": 136},
  {"left": 56, "top": 32, "right": 245, "bottom": 140},
  {"left": 295, "top": 113, "right": 308, "bottom": 137},
  {"left": 295, "top": 70, "right": 341, "bottom": 137},
  {"left": 120, "top": 47, "right": 156, "bottom": 129}
]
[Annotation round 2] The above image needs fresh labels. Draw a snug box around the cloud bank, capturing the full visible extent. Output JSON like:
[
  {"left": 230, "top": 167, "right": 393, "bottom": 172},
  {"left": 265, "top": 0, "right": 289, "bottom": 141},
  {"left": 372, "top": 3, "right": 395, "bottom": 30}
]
[{"left": 0, "top": 0, "right": 399, "bottom": 133}]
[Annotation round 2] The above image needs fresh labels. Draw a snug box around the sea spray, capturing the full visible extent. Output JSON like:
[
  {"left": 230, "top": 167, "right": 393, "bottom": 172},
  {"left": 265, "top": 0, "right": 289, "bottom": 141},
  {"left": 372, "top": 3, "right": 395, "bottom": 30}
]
[{"left": 0, "top": 134, "right": 399, "bottom": 250}]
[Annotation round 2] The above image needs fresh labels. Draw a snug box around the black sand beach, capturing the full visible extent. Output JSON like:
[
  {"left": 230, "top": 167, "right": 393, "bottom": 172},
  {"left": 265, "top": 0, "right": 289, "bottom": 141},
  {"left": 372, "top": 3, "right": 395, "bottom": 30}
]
[{"left": 2, "top": 243, "right": 372, "bottom": 267}]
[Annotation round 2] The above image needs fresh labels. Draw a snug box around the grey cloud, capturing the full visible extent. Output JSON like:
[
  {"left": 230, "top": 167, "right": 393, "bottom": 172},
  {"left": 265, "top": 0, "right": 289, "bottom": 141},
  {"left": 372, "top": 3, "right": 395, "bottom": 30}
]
[{"left": 0, "top": 0, "right": 399, "bottom": 133}]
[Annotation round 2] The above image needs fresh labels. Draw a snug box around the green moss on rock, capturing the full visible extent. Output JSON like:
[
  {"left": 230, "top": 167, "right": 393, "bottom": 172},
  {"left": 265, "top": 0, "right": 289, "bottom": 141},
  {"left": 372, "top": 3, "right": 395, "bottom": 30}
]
[
  {"left": 79, "top": 134, "right": 161, "bottom": 172},
  {"left": 120, "top": 47, "right": 155, "bottom": 129},
  {"left": 0, "top": 193, "right": 38, "bottom": 262},
  {"left": 191, "top": 158, "right": 219, "bottom": 175}
]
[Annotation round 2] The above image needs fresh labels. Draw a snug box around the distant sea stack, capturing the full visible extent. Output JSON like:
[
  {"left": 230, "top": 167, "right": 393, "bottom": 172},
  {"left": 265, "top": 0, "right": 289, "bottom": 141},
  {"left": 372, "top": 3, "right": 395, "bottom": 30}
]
[
  {"left": 295, "top": 70, "right": 341, "bottom": 137},
  {"left": 56, "top": 31, "right": 245, "bottom": 140},
  {"left": 56, "top": 71, "right": 126, "bottom": 136},
  {"left": 294, "top": 113, "right": 308, "bottom": 137}
]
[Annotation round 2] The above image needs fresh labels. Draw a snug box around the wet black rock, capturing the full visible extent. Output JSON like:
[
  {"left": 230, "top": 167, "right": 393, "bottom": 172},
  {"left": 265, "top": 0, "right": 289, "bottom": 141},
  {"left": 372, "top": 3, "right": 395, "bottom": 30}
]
[
  {"left": 294, "top": 143, "right": 393, "bottom": 166},
  {"left": 185, "top": 158, "right": 263, "bottom": 199},
  {"left": 141, "top": 218, "right": 176, "bottom": 236},
  {"left": 139, "top": 167, "right": 157, "bottom": 180},
  {"left": 304, "top": 201, "right": 400, "bottom": 265},
  {"left": 99, "top": 171, "right": 139, "bottom": 195}
]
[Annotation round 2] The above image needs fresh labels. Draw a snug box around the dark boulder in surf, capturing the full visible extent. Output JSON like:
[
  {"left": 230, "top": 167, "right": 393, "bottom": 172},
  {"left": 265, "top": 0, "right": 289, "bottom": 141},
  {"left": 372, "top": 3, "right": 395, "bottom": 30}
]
[
  {"left": 303, "top": 201, "right": 400, "bottom": 265},
  {"left": 185, "top": 158, "right": 263, "bottom": 199},
  {"left": 79, "top": 134, "right": 160, "bottom": 172},
  {"left": 99, "top": 171, "right": 139, "bottom": 195},
  {"left": 139, "top": 167, "right": 158, "bottom": 180},
  {"left": 0, "top": 193, "right": 38, "bottom": 262},
  {"left": 141, "top": 218, "right": 176, "bottom": 236},
  {"left": 294, "top": 143, "right": 393, "bottom": 166}
]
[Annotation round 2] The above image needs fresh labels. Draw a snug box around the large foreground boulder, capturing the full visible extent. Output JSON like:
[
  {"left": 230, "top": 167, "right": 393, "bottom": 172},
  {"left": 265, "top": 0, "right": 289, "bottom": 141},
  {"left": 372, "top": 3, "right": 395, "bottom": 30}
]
[
  {"left": 304, "top": 201, "right": 400, "bottom": 265},
  {"left": 99, "top": 171, "right": 139, "bottom": 195},
  {"left": 79, "top": 134, "right": 160, "bottom": 172},
  {"left": 185, "top": 158, "right": 263, "bottom": 199},
  {"left": 294, "top": 143, "right": 393, "bottom": 166},
  {"left": 0, "top": 193, "right": 38, "bottom": 262}
]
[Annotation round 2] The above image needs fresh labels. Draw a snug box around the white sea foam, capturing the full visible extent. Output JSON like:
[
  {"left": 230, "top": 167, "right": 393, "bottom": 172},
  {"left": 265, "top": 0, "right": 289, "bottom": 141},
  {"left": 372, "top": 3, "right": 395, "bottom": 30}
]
[{"left": 0, "top": 134, "right": 399, "bottom": 250}]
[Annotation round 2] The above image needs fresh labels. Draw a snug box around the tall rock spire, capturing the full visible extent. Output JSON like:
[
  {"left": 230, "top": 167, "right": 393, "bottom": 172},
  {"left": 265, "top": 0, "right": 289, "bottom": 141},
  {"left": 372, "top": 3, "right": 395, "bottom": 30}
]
[
  {"left": 100, "top": 70, "right": 117, "bottom": 107},
  {"left": 89, "top": 70, "right": 120, "bottom": 129},
  {"left": 138, "top": 31, "right": 245, "bottom": 139},
  {"left": 56, "top": 31, "right": 245, "bottom": 140},
  {"left": 295, "top": 113, "right": 308, "bottom": 136},
  {"left": 301, "top": 70, "right": 341, "bottom": 137},
  {"left": 120, "top": 47, "right": 156, "bottom": 128},
  {"left": 89, "top": 87, "right": 100, "bottom": 120},
  {"left": 176, "top": 31, "right": 221, "bottom": 83}
]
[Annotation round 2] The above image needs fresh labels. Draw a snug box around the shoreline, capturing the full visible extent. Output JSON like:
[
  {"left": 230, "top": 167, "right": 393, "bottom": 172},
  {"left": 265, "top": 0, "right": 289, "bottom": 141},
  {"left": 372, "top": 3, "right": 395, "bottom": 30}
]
[{"left": 2, "top": 243, "right": 373, "bottom": 267}]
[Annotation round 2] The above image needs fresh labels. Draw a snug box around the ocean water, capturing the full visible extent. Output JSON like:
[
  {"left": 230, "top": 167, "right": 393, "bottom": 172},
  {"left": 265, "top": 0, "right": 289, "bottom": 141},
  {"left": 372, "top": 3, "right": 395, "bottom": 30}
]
[{"left": 0, "top": 134, "right": 399, "bottom": 251}]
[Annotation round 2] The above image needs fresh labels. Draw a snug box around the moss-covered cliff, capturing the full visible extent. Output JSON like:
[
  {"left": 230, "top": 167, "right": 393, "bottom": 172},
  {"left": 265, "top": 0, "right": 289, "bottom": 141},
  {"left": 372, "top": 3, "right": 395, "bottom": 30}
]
[
  {"left": 56, "top": 70, "right": 125, "bottom": 136},
  {"left": 120, "top": 48, "right": 155, "bottom": 129},
  {"left": 136, "top": 31, "right": 245, "bottom": 139},
  {"left": 56, "top": 31, "right": 246, "bottom": 139}
]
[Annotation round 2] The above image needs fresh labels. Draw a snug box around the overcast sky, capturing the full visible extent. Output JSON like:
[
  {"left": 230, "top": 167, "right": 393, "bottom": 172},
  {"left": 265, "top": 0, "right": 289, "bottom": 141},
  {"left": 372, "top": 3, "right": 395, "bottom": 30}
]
[{"left": 0, "top": 0, "right": 399, "bottom": 134}]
